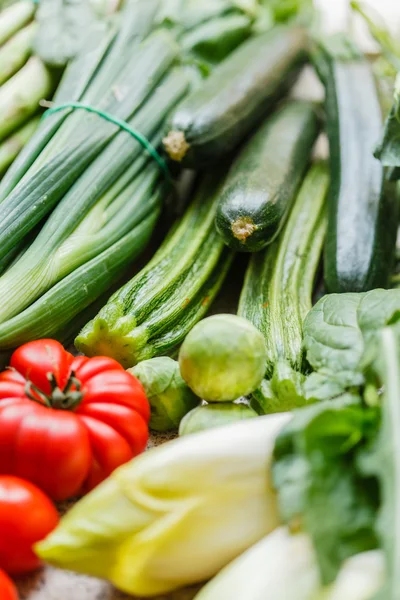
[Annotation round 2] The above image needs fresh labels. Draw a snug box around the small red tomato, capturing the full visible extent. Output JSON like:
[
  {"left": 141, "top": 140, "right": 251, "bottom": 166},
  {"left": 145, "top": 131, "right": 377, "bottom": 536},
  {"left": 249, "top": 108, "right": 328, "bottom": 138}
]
[
  {"left": 0, "top": 476, "right": 59, "bottom": 575},
  {"left": 0, "top": 570, "right": 18, "bottom": 600},
  {"left": 0, "top": 340, "right": 150, "bottom": 500}
]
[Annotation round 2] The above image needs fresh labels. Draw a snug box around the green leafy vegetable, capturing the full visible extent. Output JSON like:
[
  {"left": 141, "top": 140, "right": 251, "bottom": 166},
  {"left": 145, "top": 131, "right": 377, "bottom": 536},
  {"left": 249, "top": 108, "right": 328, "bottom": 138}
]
[
  {"left": 273, "top": 298, "right": 400, "bottom": 589},
  {"left": 359, "top": 324, "right": 400, "bottom": 599},
  {"left": 303, "top": 289, "right": 400, "bottom": 386},
  {"left": 352, "top": 1, "right": 400, "bottom": 169},
  {"left": 34, "top": 0, "right": 104, "bottom": 68},
  {"left": 350, "top": 1, "right": 400, "bottom": 73},
  {"left": 251, "top": 360, "right": 307, "bottom": 414},
  {"left": 375, "top": 75, "right": 400, "bottom": 167},
  {"left": 273, "top": 396, "right": 380, "bottom": 584},
  {"left": 251, "top": 363, "right": 361, "bottom": 415}
]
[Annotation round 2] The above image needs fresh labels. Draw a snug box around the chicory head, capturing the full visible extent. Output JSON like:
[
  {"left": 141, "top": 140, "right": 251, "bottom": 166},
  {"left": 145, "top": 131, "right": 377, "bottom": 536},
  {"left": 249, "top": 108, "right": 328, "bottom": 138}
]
[{"left": 37, "top": 413, "right": 290, "bottom": 597}]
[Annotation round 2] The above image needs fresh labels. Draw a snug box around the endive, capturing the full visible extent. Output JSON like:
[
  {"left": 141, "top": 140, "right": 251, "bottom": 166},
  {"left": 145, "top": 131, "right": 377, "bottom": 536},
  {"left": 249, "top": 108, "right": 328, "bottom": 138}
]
[
  {"left": 195, "top": 527, "right": 385, "bottom": 600},
  {"left": 323, "top": 551, "right": 385, "bottom": 600},
  {"left": 37, "top": 413, "right": 290, "bottom": 597},
  {"left": 195, "top": 527, "right": 321, "bottom": 600}
]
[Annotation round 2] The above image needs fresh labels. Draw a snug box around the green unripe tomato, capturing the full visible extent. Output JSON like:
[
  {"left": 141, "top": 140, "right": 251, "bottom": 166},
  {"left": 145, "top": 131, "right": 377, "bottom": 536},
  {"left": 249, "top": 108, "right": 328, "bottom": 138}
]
[
  {"left": 179, "top": 314, "right": 267, "bottom": 401},
  {"left": 130, "top": 357, "right": 200, "bottom": 431},
  {"left": 179, "top": 402, "right": 258, "bottom": 436}
]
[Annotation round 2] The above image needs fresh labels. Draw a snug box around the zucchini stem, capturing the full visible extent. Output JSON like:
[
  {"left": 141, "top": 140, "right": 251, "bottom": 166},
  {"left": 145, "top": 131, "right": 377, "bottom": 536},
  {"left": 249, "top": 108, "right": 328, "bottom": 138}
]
[
  {"left": 231, "top": 216, "right": 257, "bottom": 243},
  {"left": 162, "top": 130, "right": 190, "bottom": 162}
]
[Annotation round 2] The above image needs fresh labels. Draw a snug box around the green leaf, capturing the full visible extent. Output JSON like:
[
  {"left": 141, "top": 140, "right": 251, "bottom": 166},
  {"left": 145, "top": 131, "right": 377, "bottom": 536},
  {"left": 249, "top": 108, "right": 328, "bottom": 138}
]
[
  {"left": 181, "top": 13, "right": 253, "bottom": 65},
  {"left": 303, "top": 289, "right": 400, "bottom": 385},
  {"left": 375, "top": 75, "right": 400, "bottom": 167},
  {"left": 361, "top": 325, "right": 400, "bottom": 599},
  {"left": 273, "top": 396, "right": 380, "bottom": 584},
  {"left": 350, "top": 1, "right": 400, "bottom": 74},
  {"left": 251, "top": 362, "right": 361, "bottom": 416},
  {"left": 264, "top": 0, "right": 313, "bottom": 23},
  {"left": 156, "top": 0, "right": 241, "bottom": 31},
  {"left": 34, "top": 0, "right": 102, "bottom": 68},
  {"left": 303, "top": 372, "right": 359, "bottom": 403},
  {"left": 251, "top": 360, "right": 307, "bottom": 414}
]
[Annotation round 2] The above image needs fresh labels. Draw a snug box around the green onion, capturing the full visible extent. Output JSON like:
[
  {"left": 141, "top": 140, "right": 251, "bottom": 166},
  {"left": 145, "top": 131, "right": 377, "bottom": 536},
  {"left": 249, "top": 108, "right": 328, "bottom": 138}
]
[
  {"left": 0, "top": 21, "right": 36, "bottom": 85},
  {"left": 0, "top": 1, "right": 34, "bottom": 46},
  {"left": 0, "top": 114, "right": 39, "bottom": 176}
]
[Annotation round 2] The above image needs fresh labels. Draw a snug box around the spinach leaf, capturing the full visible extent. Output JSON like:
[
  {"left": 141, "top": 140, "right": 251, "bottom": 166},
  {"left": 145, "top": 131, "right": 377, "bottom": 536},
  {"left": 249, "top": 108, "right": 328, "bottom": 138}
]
[
  {"left": 252, "top": 362, "right": 360, "bottom": 415},
  {"left": 251, "top": 360, "right": 307, "bottom": 414},
  {"left": 360, "top": 325, "right": 400, "bottom": 599},
  {"left": 273, "top": 396, "right": 380, "bottom": 584},
  {"left": 273, "top": 296, "right": 400, "bottom": 590},
  {"left": 303, "top": 289, "right": 400, "bottom": 386}
]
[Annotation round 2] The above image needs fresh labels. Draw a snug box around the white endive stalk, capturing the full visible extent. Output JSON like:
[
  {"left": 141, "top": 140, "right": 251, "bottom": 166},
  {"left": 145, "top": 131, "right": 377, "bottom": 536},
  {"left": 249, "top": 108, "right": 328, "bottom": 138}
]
[
  {"left": 195, "top": 529, "right": 385, "bottom": 600},
  {"left": 37, "top": 413, "right": 290, "bottom": 597},
  {"left": 321, "top": 551, "right": 386, "bottom": 600},
  {"left": 195, "top": 527, "right": 321, "bottom": 600}
]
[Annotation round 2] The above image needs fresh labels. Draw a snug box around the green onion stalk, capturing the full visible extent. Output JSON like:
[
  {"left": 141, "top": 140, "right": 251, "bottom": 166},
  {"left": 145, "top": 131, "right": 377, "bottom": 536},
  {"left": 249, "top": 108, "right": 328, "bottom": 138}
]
[
  {"left": 0, "top": 115, "right": 38, "bottom": 176},
  {"left": 0, "top": 1, "right": 34, "bottom": 46},
  {"left": 0, "top": 2, "right": 54, "bottom": 176}
]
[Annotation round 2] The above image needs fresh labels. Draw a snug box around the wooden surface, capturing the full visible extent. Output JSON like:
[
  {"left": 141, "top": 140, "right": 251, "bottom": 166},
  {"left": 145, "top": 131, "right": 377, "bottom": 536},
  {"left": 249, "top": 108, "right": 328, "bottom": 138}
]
[{"left": 16, "top": 558, "right": 202, "bottom": 600}]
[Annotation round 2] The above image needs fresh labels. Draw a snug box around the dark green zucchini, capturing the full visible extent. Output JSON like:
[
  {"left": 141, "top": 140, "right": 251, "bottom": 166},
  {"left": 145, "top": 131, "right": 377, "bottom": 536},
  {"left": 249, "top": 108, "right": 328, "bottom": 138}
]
[
  {"left": 215, "top": 100, "right": 320, "bottom": 252},
  {"left": 314, "top": 35, "right": 399, "bottom": 293},
  {"left": 238, "top": 162, "right": 328, "bottom": 377},
  {"left": 163, "top": 25, "right": 309, "bottom": 168}
]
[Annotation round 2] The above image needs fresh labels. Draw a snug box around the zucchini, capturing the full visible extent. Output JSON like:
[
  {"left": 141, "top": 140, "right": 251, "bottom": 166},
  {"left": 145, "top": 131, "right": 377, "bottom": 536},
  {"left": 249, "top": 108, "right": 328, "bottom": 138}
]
[
  {"left": 75, "top": 174, "right": 234, "bottom": 368},
  {"left": 314, "top": 35, "right": 399, "bottom": 293},
  {"left": 162, "top": 25, "right": 308, "bottom": 168},
  {"left": 215, "top": 100, "right": 320, "bottom": 252},
  {"left": 238, "top": 162, "right": 329, "bottom": 376}
]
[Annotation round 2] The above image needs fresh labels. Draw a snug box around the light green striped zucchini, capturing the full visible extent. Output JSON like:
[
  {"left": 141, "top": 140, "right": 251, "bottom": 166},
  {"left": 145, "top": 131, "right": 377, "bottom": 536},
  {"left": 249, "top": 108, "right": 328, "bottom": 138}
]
[
  {"left": 238, "top": 162, "right": 329, "bottom": 377},
  {"left": 75, "top": 174, "right": 234, "bottom": 368}
]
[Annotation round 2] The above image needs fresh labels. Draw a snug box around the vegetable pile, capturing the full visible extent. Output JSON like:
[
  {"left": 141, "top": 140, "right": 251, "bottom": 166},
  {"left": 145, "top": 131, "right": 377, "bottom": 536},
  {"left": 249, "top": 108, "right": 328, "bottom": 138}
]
[{"left": 1, "top": 0, "right": 400, "bottom": 599}]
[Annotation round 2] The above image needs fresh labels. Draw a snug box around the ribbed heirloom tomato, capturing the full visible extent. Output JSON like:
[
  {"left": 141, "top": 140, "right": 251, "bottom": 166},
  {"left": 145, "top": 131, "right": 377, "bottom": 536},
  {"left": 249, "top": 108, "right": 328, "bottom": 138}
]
[{"left": 0, "top": 340, "right": 150, "bottom": 500}]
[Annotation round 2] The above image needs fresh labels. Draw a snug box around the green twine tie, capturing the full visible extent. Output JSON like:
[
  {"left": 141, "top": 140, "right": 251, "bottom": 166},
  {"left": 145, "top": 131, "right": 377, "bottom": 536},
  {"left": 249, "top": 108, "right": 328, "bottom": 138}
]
[{"left": 42, "top": 101, "right": 171, "bottom": 182}]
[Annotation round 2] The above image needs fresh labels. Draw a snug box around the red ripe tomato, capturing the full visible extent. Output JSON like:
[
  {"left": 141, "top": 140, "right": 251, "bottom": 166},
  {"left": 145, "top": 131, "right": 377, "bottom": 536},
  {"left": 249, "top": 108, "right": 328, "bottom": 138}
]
[
  {"left": 0, "top": 476, "right": 59, "bottom": 575},
  {"left": 0, "top": 570, "right": 18, "bottom": 600},
  {"left": 0, "top": 340, "right": 150, "bottom": 500}
]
